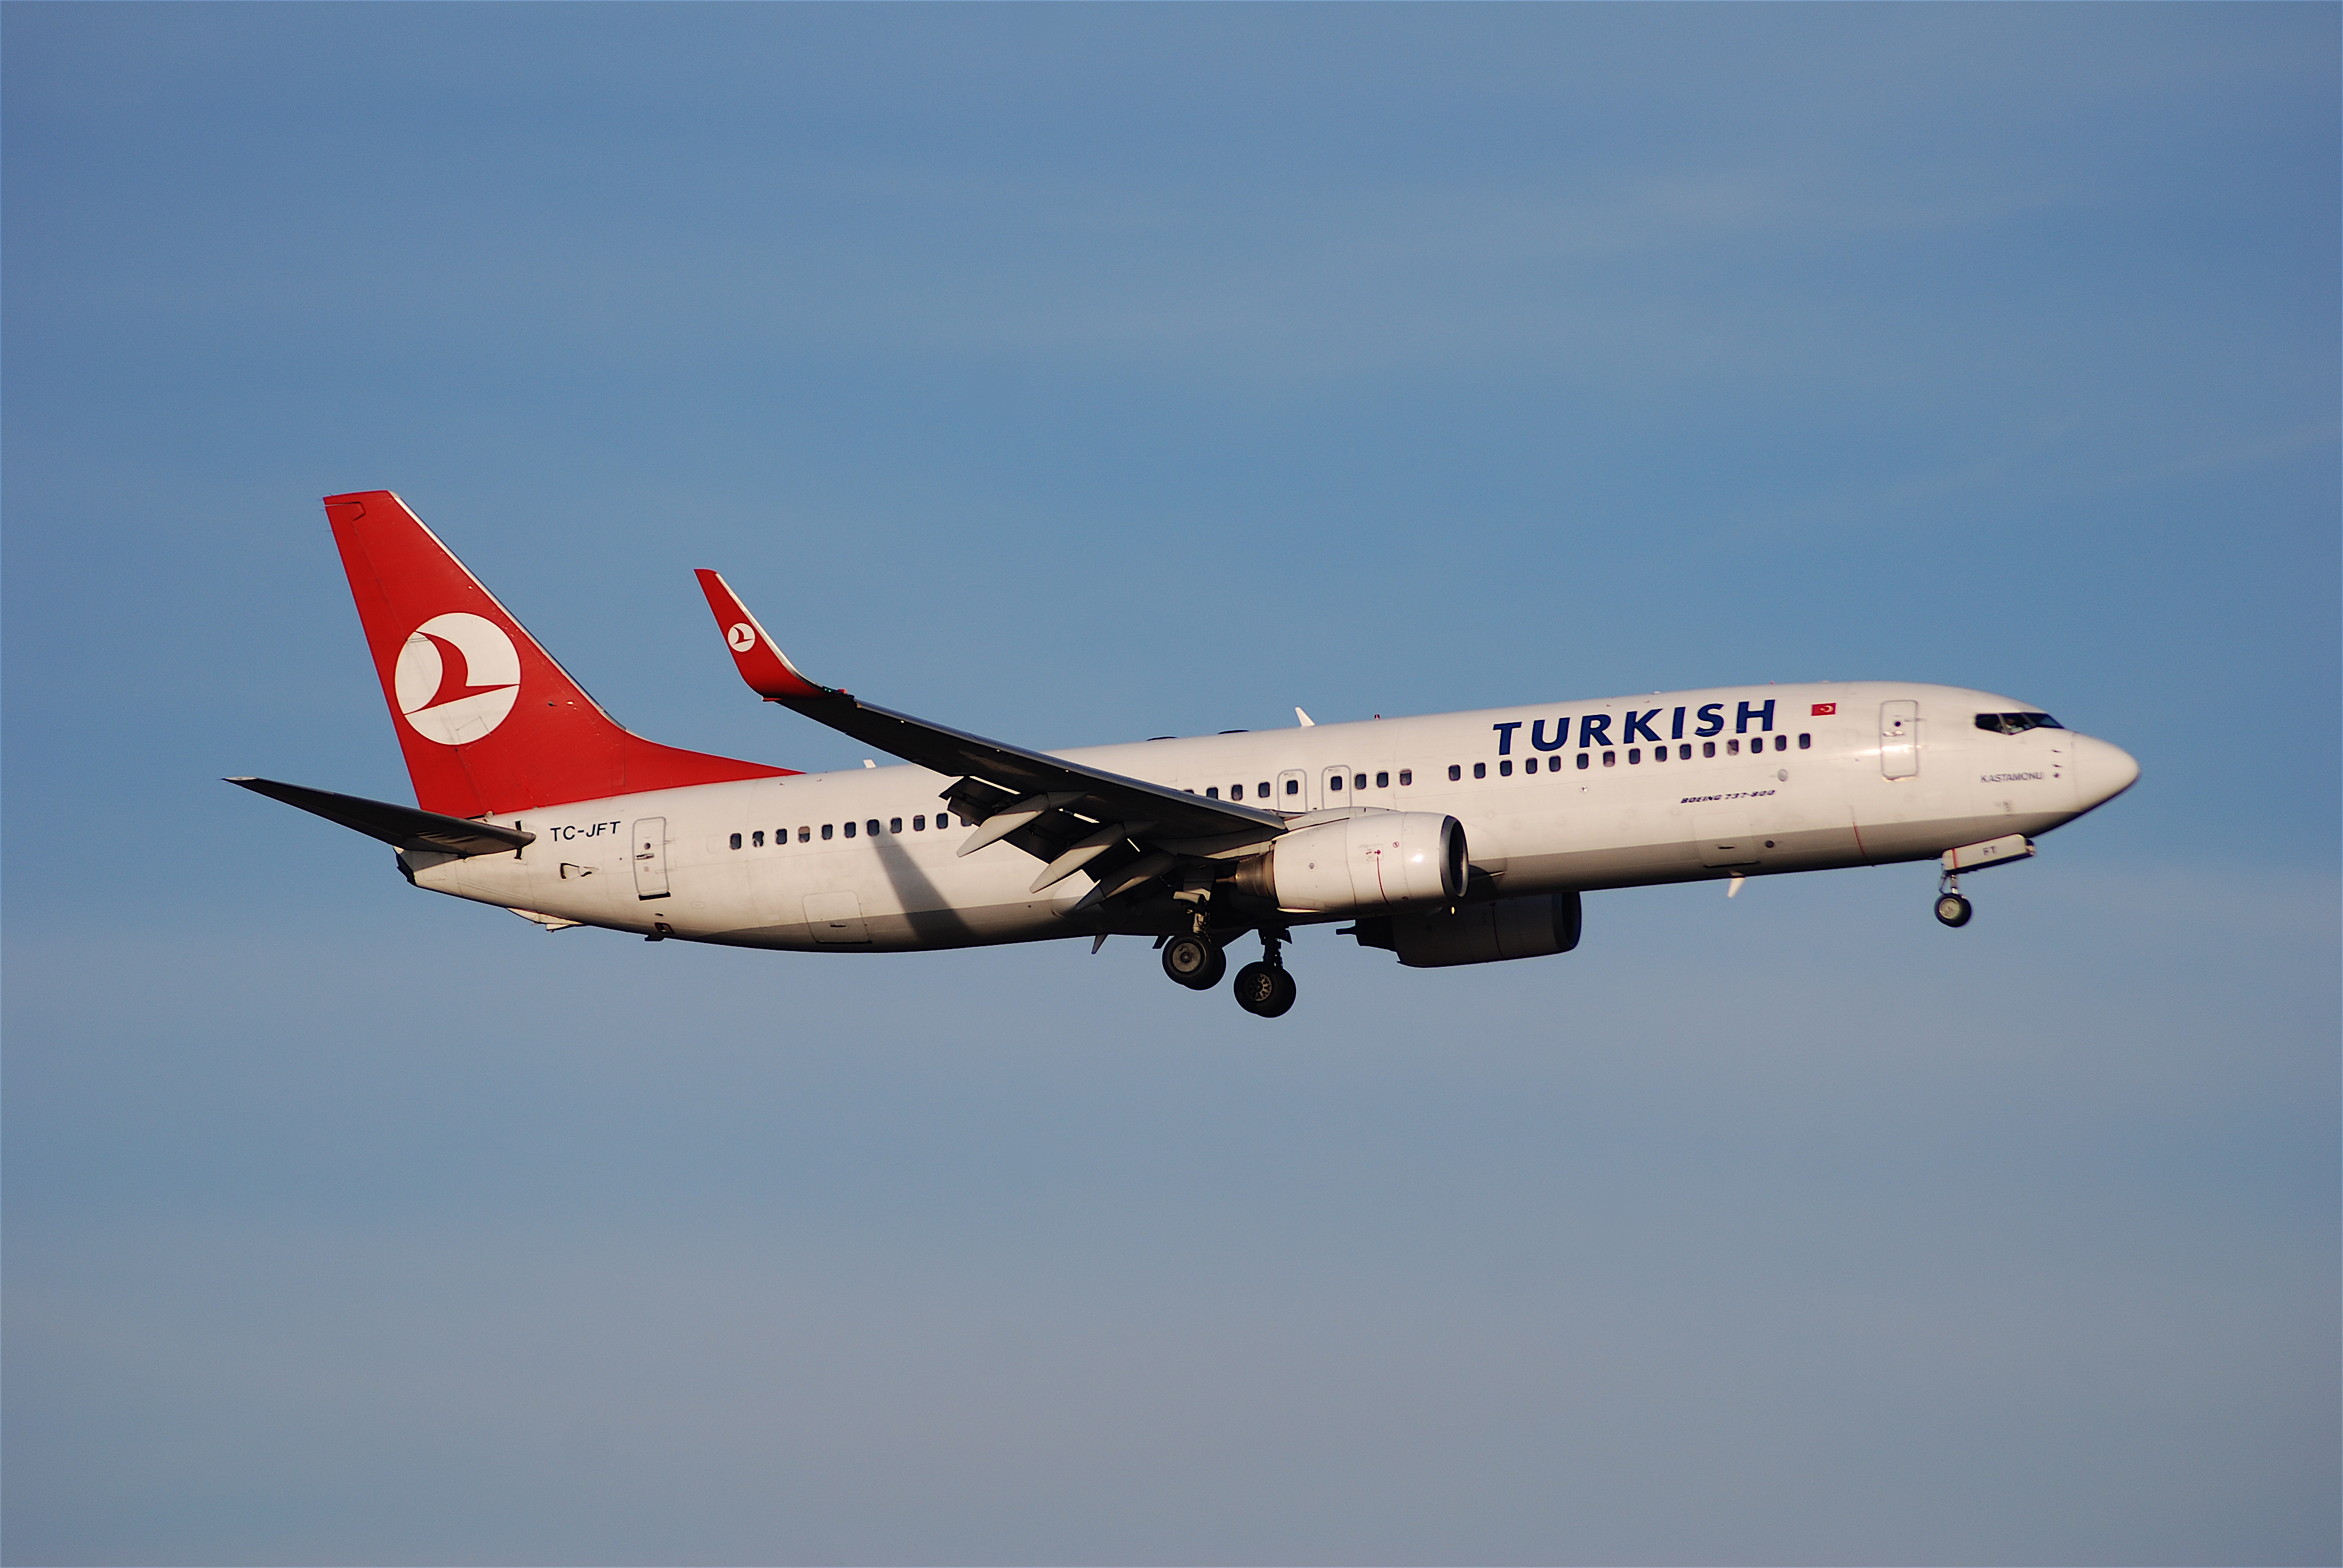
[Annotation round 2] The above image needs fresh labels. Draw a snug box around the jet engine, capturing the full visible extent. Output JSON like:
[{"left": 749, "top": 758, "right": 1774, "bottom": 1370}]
[
  {"left": 1229, "top": 812, "right": 1466, "bottom": 913},
  {"left": 1349, "top": 891, "right": 1582, "bottom": 968}
]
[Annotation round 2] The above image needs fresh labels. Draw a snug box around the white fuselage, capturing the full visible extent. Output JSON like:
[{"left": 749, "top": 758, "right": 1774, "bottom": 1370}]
[{"left": 410, "top": 681, "right": 2134, "bottom": 950}]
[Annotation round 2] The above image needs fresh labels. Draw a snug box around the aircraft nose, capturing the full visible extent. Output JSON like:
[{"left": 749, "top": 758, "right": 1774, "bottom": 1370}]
[{"left": 2073, "top": 734, "right": 2141, "bottom": 808}]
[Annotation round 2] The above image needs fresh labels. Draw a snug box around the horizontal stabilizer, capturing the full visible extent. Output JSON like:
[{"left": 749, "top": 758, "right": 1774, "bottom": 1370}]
[{"left": 226, "top": 777, "right": 534, "bottom": 858}]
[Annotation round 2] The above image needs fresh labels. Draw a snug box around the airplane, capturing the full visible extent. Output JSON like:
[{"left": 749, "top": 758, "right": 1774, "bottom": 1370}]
[{"left": 231, "top": 491, "right": 2140, "bottom": 1018}]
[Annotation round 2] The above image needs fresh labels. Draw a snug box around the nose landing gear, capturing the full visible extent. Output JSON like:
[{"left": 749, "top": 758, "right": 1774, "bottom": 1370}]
[{"left": 1935, "top": 871, "right": 1973, "bottom": 927}]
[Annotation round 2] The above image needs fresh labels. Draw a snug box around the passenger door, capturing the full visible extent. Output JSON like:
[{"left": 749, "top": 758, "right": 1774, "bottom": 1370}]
[
  {"left": 630, "top": 817, "right": 670, "bottom": 899},
  {"left": 1879, "top": 701, "right": 1919, "bottom": 779}
]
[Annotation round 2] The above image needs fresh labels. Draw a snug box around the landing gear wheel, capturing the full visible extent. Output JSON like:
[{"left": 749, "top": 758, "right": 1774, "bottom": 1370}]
[
  {"left": 1162, "top": 933, "right": 1225, "bottom": 990},
  {"left": 1935, "top": 893, "right": 1973, "bottom": 927},
  {"left": 1232, "top": 961, "right": 1297, "bottom": 1018}
]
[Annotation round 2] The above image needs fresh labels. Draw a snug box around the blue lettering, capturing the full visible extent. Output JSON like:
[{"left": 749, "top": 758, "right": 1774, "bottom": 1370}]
[
  {"left": 1736, "top": 699, "right": 1776, "bottom": 734},
  {"left": 1622, "top": 708, "right": 1661, "bottom": 744},
  {"left": 1579, "top": 714, "right": 1613, "bottom": 748},
  {"left": 1671, "top": 705, "right": 1686, "bottom": 740},
  {"left": 1491, "top": 720, "right": 1522, "bottom": 756},
  {"left": 1530, "top": 718, "right": 1569, "bottom": 752},
  {"left": 1694, "top": 703, "right": 1725, "bottom": 737}
]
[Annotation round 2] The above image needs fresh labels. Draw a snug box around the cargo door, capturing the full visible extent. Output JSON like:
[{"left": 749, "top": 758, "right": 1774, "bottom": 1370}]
[
  {"left": 1694, "top": 811, "right": 1762, "bottom": 868},
  {"left": 631, "top": 817, "right": 670, "bottom": 900},
  {"left": 804, "top": 890, "right": 870, "bottom": 944},
  {"left": 1880, "top": 701, "right": 1919, "bottom": 779}
]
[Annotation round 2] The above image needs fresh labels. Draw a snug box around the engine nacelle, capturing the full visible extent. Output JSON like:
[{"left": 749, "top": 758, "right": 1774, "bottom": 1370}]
[
  {"left": 1230, "top": 812, "right": 1466, "bottom": 914},
  {"left": 1351, "top": 891, "right": 1583, "bottom": 968}
]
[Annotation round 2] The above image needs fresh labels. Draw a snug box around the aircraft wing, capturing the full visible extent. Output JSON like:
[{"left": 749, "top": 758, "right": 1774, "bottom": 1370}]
[{"left": 694, "top": 570, "right": 1286, "bottom": 903}]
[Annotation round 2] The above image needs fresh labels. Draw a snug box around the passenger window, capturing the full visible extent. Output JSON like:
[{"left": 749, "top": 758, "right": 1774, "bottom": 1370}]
[
  {"left": 1726, "top": 739, "right": 1740, "bottom": 755},
  {"left": 1328, "top": 776, "right": 1343, "bottom": 791},
  {"left": 1651, "top": 747, "right": 1665, "bottom": 763},
  {"left": 1473, "top": 762, "right": 1487, "bottom": 779},
  {"left": 1702, "top": 742, "right": 1715, "bottom": 758},
  {"left": 1680, "top": 744, "right": 1691, "bottom": 759},
  {"left": 1448, "top": 765, "right": 1462, "bottom": 781},
  {"left": 913, "top": 815, "right": 926, "bottom": 831},
  {"left": 1354, "top": 773, "right": 1368, "bottom": 790},
  {"left": 1375, "top": 771, "right": 1389, "bottom": 789},
  {"left": 799, "top": 826, "right": 810, "bottom": 842},
  {"left": 729, "top": 832, "right": 742, "bottom": 849},
  {"left": 842, "top": 822, "right": 855, "bottom": 838},
  {"left": 1398, "top": 769, "right": 1412, "bottom": 786},
  {"left": 821, "top": 823, "right": 833, "bottom": 840},
  {"left": 1257, "top": 782, "right": 1270, "bottom": 798},
  {"left": 1576, "top": 753, "right": 1590, "bottom": 770},
  {"left": 1798, "top": 733, "right": 1810, "bottom": 750},
  {"left": 867, "top": 820, "right": 881, "bottom": 837},
  {"left": 1775, "top": 735, "right": 1787, "bottom": 751},
  {"left": 889, "top": 817, "right": 902, "bottom": 834},
  {"left": 1499, "top": 760, "right": 1513, "bottom": 777},
  {"left": 1285, "top": 778, "right": 1300, "bottom": 796},
  {"left": 1602, "top": 750, "right": 1617, "bottom": 766},
  {"left": 1206, "top": 787, "right": 1219, "bottom": 800},
  {"left": 752, "top": 831, "right": 765, "bottom": 847}
]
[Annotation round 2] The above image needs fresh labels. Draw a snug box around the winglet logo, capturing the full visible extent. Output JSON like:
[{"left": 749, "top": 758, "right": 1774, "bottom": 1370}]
[
  {"left": 727, "top": 623, "right": 757, "bottom": 653},
  {"left": 395, "top": 613, "right": 522, "bottom": 745}
]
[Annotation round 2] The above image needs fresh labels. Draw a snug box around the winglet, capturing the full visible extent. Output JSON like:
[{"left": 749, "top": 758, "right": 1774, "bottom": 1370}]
[{"left": 694, "top": 569, "right": 835, "bottom": 700}]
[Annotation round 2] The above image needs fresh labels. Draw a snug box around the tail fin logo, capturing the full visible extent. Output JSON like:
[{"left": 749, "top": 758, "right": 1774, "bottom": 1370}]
[
  {"left": 394, "top": 612, "right": 522, "bottom": 745},
  {"left": 726, "top": 623, "right": 756, "bottom": 653}
]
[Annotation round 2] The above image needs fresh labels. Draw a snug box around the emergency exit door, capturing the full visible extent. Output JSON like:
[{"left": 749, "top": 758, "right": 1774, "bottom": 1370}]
[
  {"left": 1879, "top": 701, "right": 1919, "bottom": 779},
  {"left": 631, "top": 817, "right": 671, "bottom": 899}
]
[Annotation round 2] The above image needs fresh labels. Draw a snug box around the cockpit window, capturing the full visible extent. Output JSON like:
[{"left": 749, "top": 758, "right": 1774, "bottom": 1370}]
[{"left": 1975, "top": 712, "right": 2063, "bottom": 734}]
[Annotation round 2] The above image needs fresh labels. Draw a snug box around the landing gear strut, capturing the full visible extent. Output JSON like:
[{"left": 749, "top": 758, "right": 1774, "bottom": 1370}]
[
  {"left": 1233, "top": 929, "right": 1297, "bottom": 1018},
  {"left": 1935, "top": 871, "right": 1973, "bottom": 928}
]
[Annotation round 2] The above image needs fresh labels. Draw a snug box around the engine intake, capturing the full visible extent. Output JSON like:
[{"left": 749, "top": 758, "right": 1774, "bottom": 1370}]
[{"left": 1230, "top": 812, "right": 1466, "bottom": 913}]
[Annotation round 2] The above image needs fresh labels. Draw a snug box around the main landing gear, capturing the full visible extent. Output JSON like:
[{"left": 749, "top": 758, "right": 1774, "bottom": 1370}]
[
  {"left": 1935, "top": 871, "right": 1973, "bottom": 928},
  {"left": 1161, "top": 931, "right": 1227, "bottom": 990},
  {"left": 1233, "top": 929, "right": 1297, "bottom": 1018},
  {"left": 1159, "top": 924, "right": 1299, "bottom": 1017}
]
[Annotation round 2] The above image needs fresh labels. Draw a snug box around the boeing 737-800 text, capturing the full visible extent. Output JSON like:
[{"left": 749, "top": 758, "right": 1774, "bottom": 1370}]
[{"left": 232, "top": 491, "right": 2140, "bottom": 1018}]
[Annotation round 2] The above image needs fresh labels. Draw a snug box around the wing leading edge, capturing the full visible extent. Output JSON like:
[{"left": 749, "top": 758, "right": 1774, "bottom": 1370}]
[{"left": 693, "top": 569, "right": 1285, "bottom": 907}]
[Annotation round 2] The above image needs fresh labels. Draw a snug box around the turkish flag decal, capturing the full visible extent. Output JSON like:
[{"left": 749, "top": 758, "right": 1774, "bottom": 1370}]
[{"left": 1811, "top": 702, "right": 1838, "bottom": 716}]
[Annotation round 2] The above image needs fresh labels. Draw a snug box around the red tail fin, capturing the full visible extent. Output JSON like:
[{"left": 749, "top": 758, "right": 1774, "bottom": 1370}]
[{"left": 325, "top": 491, "right": 791, "bottom": 817}]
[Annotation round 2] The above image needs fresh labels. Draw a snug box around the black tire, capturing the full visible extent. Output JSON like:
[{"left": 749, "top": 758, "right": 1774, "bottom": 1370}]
[
  {"left": 1935, "top": 893, "right": 1973, "bottom": 928},
  {"left": 1163, "top": 934, "right": 1222, "bottom": 988},
  {"left": 1261, "top": 964, "right": 1296, "bottom": 1017},
  {"left": 1233, "top": 961, "right": 1296, "bottom": 1018}
]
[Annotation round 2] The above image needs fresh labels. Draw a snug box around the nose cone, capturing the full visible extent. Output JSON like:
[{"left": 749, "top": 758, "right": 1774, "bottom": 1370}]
[{"left": 2073, "top": 734, "right": 2141, "bottom": 809}]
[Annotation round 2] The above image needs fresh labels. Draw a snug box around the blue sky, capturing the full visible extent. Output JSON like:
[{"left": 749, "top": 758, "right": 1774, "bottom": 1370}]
[{"left": 5, "top": 6, "right": 2336, "bottom": 1563}]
